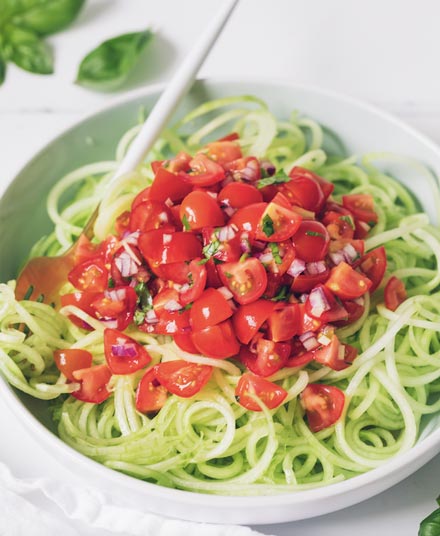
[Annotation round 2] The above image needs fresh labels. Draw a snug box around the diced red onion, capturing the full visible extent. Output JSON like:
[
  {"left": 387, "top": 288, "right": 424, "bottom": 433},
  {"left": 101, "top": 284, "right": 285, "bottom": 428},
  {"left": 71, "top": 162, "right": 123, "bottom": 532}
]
[
  {"left": 299, "top": 331, "right": 314, "bottom": 343},
  {"left": 111, "top": 343, "right": 138, "bottom": 358},
  {"left": 122, "top": 230, "right": 140, "bottom": 246},
  {"left": 207, "top": 191, "right": 218, "bottom": 199},
  {"left": 253, "top": 240, "right": 266, "bottom": 252},
  {"left": 317, "top": 333, "right": 332, "bottom": 346},
  {"left": 239, "top": 233, "right": 251, "bottom": 253},
  {"left": 302, "top": 336, "right": 319, "bottom": 351},
  {"left": 100, "top": 318, "right": 118, "bottom": 329},
  {"left": 354, "top": 296, "right": 365, "bottom": 306},
  {"left": 115, "top": 251, "right": 139, "bottom": 278},
  {"left": 329, "top": 251, "right": 345, "bottom": 266},
  {"left": 164, "top": 299, "right": 182, "bottom": 312},
  {"left": 260, "top": 160, "right": 276, "bottom": 176},
  {"left": 145, "top": 309, "right": 159, "bottom": 324},
  {"left": 342, "top": 243, "right": 358, "bottom": 263},
  {"left": 232, "top": 160, "right": 260, "bottom": 182},
  {"left": 224, "top": 206, "right": 236, "bottom": 218},
  {"left": 221, "top": 174, "right": 234, "bottom": 188},
  {"left": 105, "top": 288, "right": 126, "bottom": 302},
  {"left": 309, "top": 286, "right": 331, "bottom": 317},
  {"left": 287, "top": 258, "right": 306, "bottom": 277},
  {"left": 217, "top": 286, "right": 234, "bottom": 300},
  {"left": 217, "top": 225, "right": 236, "bottom": 242},
  {"left": 299, "top": 293, "right": 308, "bottom": 303},
  {"left": 179, "top": 283, "right": 190, "bottom": 293},
  {"left": 306, "top": 261, "right": 327, "bottom": 275},
  {"left": 337, "top": 345, "right": 346, "bottom": 360},
  {"left": 258, "top": 252, "right": 274, "bottom": 264},
  {"left": 165, "top": 197, "right": 173, "bottom": 207}
]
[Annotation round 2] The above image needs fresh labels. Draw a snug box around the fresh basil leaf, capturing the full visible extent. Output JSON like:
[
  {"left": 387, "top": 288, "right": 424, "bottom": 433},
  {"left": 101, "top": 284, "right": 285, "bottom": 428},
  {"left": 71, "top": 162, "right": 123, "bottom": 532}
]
[
  {"left": 256, "top": 173, "right": 291, "bottom": 189},
  {"left": 6, "top": 25, "right": 53, "bottom": 74},
  {"left": 419, "top": 507, "right": 440, "bottom": 536},
  {"left": 76, "top": 29, "right": 153, "bottom": 91},
  {"left": 7, "top": 0, "right": 85, "bottom": 36}
]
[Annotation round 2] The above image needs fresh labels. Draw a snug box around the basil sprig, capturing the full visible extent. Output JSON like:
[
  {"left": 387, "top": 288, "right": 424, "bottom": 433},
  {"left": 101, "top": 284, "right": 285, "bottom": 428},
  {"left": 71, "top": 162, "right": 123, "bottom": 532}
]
[
  {"left": 419, "top": 498, "right": 440, "bottom": 536},
  {"left": 0, "top": 0, "right": 85, "bottom": 83},
  {"left": 76, "top": 29, "right": 153, "bottom": 91}
]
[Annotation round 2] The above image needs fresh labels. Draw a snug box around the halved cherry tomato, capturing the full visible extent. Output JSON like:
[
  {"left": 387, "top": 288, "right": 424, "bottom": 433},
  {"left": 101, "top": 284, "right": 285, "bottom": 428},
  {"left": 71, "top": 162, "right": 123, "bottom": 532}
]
[
  {"left": 287, "top": 340, "right": 315, "bottom": 368},
  {"left": 292, "top": 221, "right": 330, "bottom": 262},
  {"left": 322, "top": 210, "right": 355, "bottom": 240},
  {"left": 129, "top": 201, "right": 173, "bottom": 233},
  {"left": 104, "top": 328, "right": 151, "bottom": 375},
  {"left": 290, "top": 268, "right": 330, "bottom": 293},
  {"left": 259, "top": 240, "right": 295, "bottom": 276},
  {"left": 325, "top": 262, "right": 372, "bottom": 300},
  {"left": 138, "top": 229, "right": 202, "bottom": 265},
  {"left": 179, "top": 154, "right": 225, "bottom": 187},
  {"left": 132, "top": 186, "right": 151, "bottom": 210},
  {"left": 218, "top": 182, "right": 263, "bottom": 209},
  {"left": 190, "top": 288, "right": 233, "bottom": 330},
  {"left": 68, "top": 258, "right": 108, "bottom": 292},
  {"left": 268, "top": 303, "right": 301, "bottom": 341},
  {"left": 218, "top": 258, "right": 268, "bottom": 305},
  {"left": 148, "top": 309, "right": 191, "bottom": 336},
  {"left": 240, "top": 339, "right": 290, "bottom": 377},
  {"left": 256, "top": 202, "right": 302, "bottom": 242},
  {"left": 191, "top": 319, "right": 240, "bottom": 358},
  {"left": 173, "top": 333, "right": 199, "bottom": 354},
  {"left": 72, "top": 364, "right": 112, "bottom": 404},
  {"left": 91, "top": 286, "right": 137, "bottom": 331},
  {"left": 149, "top": 166, "right": 192, "bottom": 203},
  {"left": 282, "top": 167, "right": 327, "bottom": 213},
  {"left": 298, "top": 303, "right": 323, "bottom": 334},
  {"left": 333, "top": 299, "right": 365, "bottom": 327},
  {"left": 328, "top": 238, "right": 365, "bottom": 259},
  {"left": 300, "top": 383, "right": 345, "bottom": 432},
  {"left": 135, "top": 367, "right": 168, "bottom": 413},
  {"left": 230, "top": 202, "right": 267, "bottom": 241},
  {"left": 384, "top": 276, "right": 407, "bottom": 311},
  {"left": 358, "top": 246, "right": 387, "bottom": 292},
  {"left": 155, "top": 360, "right": 213, "bottom": 397},
  {"left": 60, "top": 291, "right": 101, "bottom": 330},
  {"left": 166, "top": 151, "right": 192, "bottom": 173},
  {"left": 232, "top": 299, "right": 277, "bottom": 344},
  {"left": 235, "top": 373, "right": 287, "bottom": 411},
  {"left": 54, "top": 348, "right": 93, "bottom": 381},
  {"left": 202, "top": 141, "right": 242, "bottom": 166},
  {"left": 305, "top": 285, "right": 348, "bottom": 322},
  {"left": 179, "top": 258, "right": 208, "bottom": 306},
  {"left": 180, "top": 191, "right": 224, "bottom": 230},
  {"left": 152, "top": 288, "right": 182, "bottom": 316},
  {"left": 224, "top": 156, "right": 261, "bottom": 182},
  {"left": 342, "top": 194, "right": 378, "bottom": 224},
  {"left": 312, "top": 334, "right": 349, "bottom": 371}
]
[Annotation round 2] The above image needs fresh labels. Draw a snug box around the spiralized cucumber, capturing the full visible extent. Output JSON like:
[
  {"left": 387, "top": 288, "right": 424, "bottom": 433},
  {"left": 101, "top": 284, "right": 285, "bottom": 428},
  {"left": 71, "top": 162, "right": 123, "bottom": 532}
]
[{"left": 1, "top": 95, "right": 440, "bottom": 495}]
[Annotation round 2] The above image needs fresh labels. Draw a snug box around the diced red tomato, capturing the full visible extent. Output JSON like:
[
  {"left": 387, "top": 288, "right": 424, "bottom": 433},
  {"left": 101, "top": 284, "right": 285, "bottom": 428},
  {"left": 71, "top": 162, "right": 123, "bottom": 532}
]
[
  {"left": 235, "top": 373, "right": 287, "bottom": 411},
  {"left": 91, "top": 286, "right": 137, "bottom": 331},
  {"left": 104, "top": 328, "right": 151, "bottom": 375},
  {"left": 311, "top": 334, "right": 349, "bottom": 371},
  {"left": 152, "top": 288, "right": 182, "bottom": 316},
  {"left": 135, "top": 367, "right": 168, "bottom": 413},
  {"left": 155, "top": 360, "right": 213, "bottom": 397},
  {"left": 60, "top": 291, "right": 101, "bottom": 330},
  {"left": 282, "top": 167, "right": 327, "bottom": 213},
  {"left": 202, "top": 226, "right": 242, "bottom": 263},
  {"left": 256, "top": 202, "right": 302, "bottom": 243},
  {"left": 325, "top": 262, "right": 372, "bottom": 300},
  {"left": 232, "top": 300, "right": 277, "bottom": 344},
  {"left": 166, "top": 152, "right": 192, "bottom": 173},
  {"left": 218, "top": 258, "right": 267, "bottom": 305},
  {"left": 179, "top": 258, "right": 208, "bottom": 306},
  {"left": 179, "top": 154, "right": 225, "bottom": 187},
  {"left": 202, "top": 141, "right": 242, "bottom": 166},
  {"left": 138, "top": 229, "right": 202, "bottom": 265},
  {"left": 384, "top": 276, "right": 407, "bottom": 311},
  {"left": 224, "top": 156, "right": 261, "bottom": 182},
  {"left": 180, "top": 191, "right": 224, "bottom": 230},
  {"left": 358, "top": 246, "right": 387, "bottom": 292},
  {"left": 54, "top": 348, "right": 93, "bottom": 381},
  {"left": 173, "top": 333, "right": 199, "bottom": 354},
  {"left": 72, "top": 364, "right": 112, "bottom": 404},
  {"left": 268, "top": 303, "right": 301, "bottom": 341},
  {"left": 68, "top": 258, "right": 108, "bottom": 292},
  {"left": 298, "top": 303, "right": 323, "bottom": 334},
  {"left": 292, "top": 221, "right": 330, "bottom": 262},
  {"left": 73, "top": 234, "right": 99, "bottom": 265},
  {"left": 230, "top": 202, "right": 267, "bottom": 241},
  {"left": 342, "top": 194, "right": 378, "bottom": 224},
  {"left": 190, "top": 288, "right": 233, "bottom": 330},
  {"left": 149, "top": 166, "right": 192, "bottom": 203},
  {"left": 129, "top": 201, "right": 173, "bottom": 233},
  {"left": 259, "top": 240, "right": 295, "bottom": 276},
  {"left": 322, "top": 210, "right": 355, "bottom": 240},
  {"left": 333, "top": 299, "right": 365, "bottom": 327},
  {"left": 218, "top": 182, "right": 263, "bottom": 209},
  {"left": 300, "top": 383, "right": 345, "bottom": 432},
  {"left": 240, "top": 339, "right": 290, "bottom": 377},
  {"left": 148, "top": 309, "right": 191, "bottom": 336},
  {"left": 305, "top": 285, "right": 348, "bottom": 322},
  {"left": 132, "top": 186, "right": 151, "bottom": 210},
  {"left": 191, "top": 319, "right": 240, "bottom": 358},
  {"left": 290, "top": 268, "right": 330, "bottom": 293}
]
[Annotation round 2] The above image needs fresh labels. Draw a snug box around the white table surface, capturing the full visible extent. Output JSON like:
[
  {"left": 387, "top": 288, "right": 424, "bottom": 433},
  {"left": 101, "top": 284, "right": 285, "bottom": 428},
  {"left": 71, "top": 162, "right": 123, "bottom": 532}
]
[{"left": 1, "top": 0, "right": 440, "bottom": 534}]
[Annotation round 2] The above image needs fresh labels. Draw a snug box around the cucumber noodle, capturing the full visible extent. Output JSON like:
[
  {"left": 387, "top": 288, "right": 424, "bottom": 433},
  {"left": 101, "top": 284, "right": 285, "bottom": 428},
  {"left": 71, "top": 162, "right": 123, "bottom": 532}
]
[{"left": 1, "top": 96, "right": 440, "bottom": 495}]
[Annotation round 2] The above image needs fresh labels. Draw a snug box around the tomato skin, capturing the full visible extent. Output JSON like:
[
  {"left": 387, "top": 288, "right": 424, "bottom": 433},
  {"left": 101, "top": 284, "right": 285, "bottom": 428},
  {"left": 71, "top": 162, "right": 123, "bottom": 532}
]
[
  {"left": 155, "top": 360, "right": 213, "bottom": 397},
  {"left": 91, "top": 286, "right": 137, "bottom": 331},
  {"left": 72, "top": 364, "right": 112, "bottom": 404},
  {"left": 179, "top": 258, "right": 208, "bottom": 306},
  {"left": 333, "top": 299, "right": 365, "bottom": 327},
  {"left": 290, "top": 269, "right": 329, "bottom": 293},
  {"left": 132, "top": 186, "right": 151, "bottom": 210},
  {"left": 229, "top": 202, "right": 267, "bottom": 241},
  {"left": 342, "top": 194, "right": 378, "bottom": 224},
  {"left": 240, "top": 339, "right": 290, "bottom": 377},
  {"left": 235, "top": 373, "right": 287, "bottom": 411},
  {"left": 129, "top": 200, "right": 173, "bottom": 233},
  {"left": 135, "top": 367, "right": 168, "bottom": 413},
  {"left": 173, "top": 333, "right": 199, "bottom": 354},
  {"left": 218, "top": 182, "right": 263, "bottom": 209},
  {"left": 384, "top": 276, "right": 407, "bottom": 311},
  {"left": 358, "top": 246, "right": 387, "bottom": 292},
  {"left": 138, "top": 229, "right": 202, "bottom": 265},
  {"left": 298, "top": 303, "right": 323, "bottom": 334},
  {"left": 191, "top": 319, "right": 240, "bottom": 359},
  {"left": 205, "top": 258, "right": 223, "bottom": 288},
  {"left": 218, "top": 258, "right": 268, "bottom": 305},
  {"left": 180, "top": 191, "right": 224, "bottom": 230},
  {"left": 256, "top": 202, "right": 302, "bottom": 243},
  {"left": 60, "top": 291, "right": 101, "bottom": 330},
  {"left": 268, "top": 303, "right": 301, "bottom": 342},
  {"left": 325, "top": 262, "right": 372, "bottom": 300},
  {"left": 202, "top": 141, "right": 242, "bottom": 166},
  {"left": 54, "top": 349, "right": 93, "bottom": 381},
  {"left": 312, "top": 335, "right": 349, "bottom": 371},
  {"left": 305, "top": 285, "right": 348, "bottom": 323},
  {"left": 300, "top": 383, "right": 345, "bottom": 432},
  {"left": 282, "top": 167, "right": 327, "bottom": 213},
  {"left": 103, "top": 329, "right": 151, "bottom": 375},
  {"left": 180, "top": 154, "right": 225, "bottom": 187},
  {"left": 148, "top": 309, "right": 191, "bottom": 336},
  {"left": 232, "top": 300, "right": 277, "bottom": 344},
  {"left": 149, "top": 166, "right": 192, "bottom": 203},
  {"left": 68, "top": 258, "right": 109, "bottom": 292},
  {"left": 292, "top": 221, "right": 330, "bottom": 262},
  {"left": 190, "top": 288, "right": 233, "bottom": 331}
]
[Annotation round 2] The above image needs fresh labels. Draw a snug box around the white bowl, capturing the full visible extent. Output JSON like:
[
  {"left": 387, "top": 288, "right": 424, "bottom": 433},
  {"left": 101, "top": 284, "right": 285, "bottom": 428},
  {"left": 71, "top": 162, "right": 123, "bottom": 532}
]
[{"left": 1, "top": 78, "right": 440, "bottom": 526}]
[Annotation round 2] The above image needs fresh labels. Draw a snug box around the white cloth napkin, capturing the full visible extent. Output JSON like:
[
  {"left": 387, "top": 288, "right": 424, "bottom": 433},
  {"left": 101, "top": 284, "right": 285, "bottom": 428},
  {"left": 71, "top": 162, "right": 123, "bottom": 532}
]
[{"left": 0, "top": 463, "right": 273, "bottom": 536}]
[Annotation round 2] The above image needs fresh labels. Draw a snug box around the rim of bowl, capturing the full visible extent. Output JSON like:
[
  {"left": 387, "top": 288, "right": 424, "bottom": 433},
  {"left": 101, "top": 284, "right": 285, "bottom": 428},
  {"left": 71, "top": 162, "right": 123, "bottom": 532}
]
[{"left": 2, "top": 76, "right": 440, "bottom": 509}]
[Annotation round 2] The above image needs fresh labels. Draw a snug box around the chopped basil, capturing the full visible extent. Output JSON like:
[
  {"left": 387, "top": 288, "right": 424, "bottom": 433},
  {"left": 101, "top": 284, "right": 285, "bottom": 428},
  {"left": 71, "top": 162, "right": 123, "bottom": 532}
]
[
  {"left": 179, "top": 303, "right": 193, "bottom": 313},
  {"left": 256, "top": 173, "right": 291, "bottom": 189},
  {"left": 239, "top": 253, "right": 249, "bottom": 263},
  {"left": 202, "top": 239, "right": 220, "bottom": 259},
  {"left": 271, "top": 285, "right": 289, "bottom": 302},
  {"left": 262, "top": 214, "right": 275, "bottom": 237},
  {"left": 340, "top": 215, "right": 355, "bottom": 228},
  {"left": 135, "top": 282, "right": 153, "bottom": 311},
  {"left": 419, "top": 497, "right": 440, "bottom": 536},
  {"left": 108, "top": 277, "right": 116, "bottom": 288},
  {"left": 197, "top": 258, "right": 209, "bottom": 265},
  {"left": 269, "top": 243, "right": 283, "bottom": 265},
  {"left": 223, "top": 271, "right": 233, "bottom": 279},
  {"left": 188, "top": 272, "right": 194, "bottom": 285},
  {"left": 305, "top": 230, "right": 325, "bottom": 238},
  {"left": 182, "top": 214, "right": 191, "bottom": 231},
  {"left": 134, "top": 310, "right": 146, "bottom": 325}
]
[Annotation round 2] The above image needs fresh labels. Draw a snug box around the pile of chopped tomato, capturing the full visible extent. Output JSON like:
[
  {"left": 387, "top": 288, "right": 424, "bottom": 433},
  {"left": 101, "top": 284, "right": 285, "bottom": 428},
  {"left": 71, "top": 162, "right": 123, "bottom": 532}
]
[{"left": 56, "top": 133, "right": 408, "bottom": 433}]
